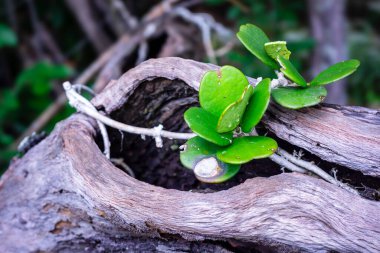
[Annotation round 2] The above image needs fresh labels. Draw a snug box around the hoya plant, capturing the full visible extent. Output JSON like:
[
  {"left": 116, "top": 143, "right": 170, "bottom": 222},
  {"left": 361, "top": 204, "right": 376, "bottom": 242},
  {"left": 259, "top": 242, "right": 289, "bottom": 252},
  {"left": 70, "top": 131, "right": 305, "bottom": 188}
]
[{"left": 180, "top": 24, "right": 360, "bottom": 183}]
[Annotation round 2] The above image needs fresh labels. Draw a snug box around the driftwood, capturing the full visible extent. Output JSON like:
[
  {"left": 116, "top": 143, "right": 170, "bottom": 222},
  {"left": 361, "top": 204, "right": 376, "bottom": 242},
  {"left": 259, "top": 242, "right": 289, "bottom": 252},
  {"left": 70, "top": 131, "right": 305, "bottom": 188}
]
[{"left": 1, "top": 57, "right": 380, "bottom": 252}]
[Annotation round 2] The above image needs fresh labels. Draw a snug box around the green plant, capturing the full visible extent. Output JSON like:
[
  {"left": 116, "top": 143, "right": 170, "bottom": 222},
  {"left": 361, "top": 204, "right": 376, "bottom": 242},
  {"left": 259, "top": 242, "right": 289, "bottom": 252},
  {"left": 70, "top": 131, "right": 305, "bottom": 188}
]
[
  {"left": 0, "top": 61, "right": 73, "bottom": 173},
  {"left": 0, "top": 24, "right": 17, "bottom": 48},
  {"left": 180, "top": 23, "right": 359, "bottom": 183}
]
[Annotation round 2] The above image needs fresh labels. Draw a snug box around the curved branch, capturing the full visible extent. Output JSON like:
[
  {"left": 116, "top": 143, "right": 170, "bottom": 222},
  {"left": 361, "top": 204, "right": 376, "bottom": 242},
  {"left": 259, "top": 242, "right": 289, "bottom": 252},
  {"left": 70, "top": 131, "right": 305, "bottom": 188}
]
[{"left": 0, "top": 115, "right": 379, "bottom": 252}]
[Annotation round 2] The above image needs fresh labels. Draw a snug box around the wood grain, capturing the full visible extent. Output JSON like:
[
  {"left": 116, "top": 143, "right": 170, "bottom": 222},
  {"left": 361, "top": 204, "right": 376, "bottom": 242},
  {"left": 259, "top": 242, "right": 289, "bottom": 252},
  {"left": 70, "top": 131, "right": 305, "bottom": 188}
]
[{"left": 0, "top": 115, "right": 379, "bottom": 252}]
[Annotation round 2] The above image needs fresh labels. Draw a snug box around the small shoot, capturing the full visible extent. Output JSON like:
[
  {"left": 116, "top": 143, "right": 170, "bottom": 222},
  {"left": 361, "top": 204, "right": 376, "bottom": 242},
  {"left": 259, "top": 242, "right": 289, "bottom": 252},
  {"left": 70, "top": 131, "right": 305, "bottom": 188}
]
[
  {"left": 241, "top": 78, "right": 271, "bottom": 133},
  {"left": 217, "top": 136, "right": 278, "bottom": 164},
  {"left": 265, "top": 41, "right": 291, "bottom": 60}
]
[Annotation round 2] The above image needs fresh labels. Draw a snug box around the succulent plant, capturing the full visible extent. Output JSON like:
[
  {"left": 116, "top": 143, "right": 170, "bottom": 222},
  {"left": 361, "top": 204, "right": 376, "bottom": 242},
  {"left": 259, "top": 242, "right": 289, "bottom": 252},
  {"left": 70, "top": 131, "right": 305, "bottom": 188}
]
[
  {"left": 181, "top": 70, "right": 278, "bottom": 183},
  {"left": 180, "top": 23, "right": 360, "bottom": 183}
]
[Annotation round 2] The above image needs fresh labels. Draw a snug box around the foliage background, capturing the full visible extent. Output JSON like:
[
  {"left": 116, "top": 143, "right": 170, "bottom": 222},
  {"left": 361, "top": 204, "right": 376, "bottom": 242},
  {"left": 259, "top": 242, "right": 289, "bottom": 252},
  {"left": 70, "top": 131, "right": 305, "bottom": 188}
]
[{"left": 0, "top": 0, "right": 379, "bottom": 173}]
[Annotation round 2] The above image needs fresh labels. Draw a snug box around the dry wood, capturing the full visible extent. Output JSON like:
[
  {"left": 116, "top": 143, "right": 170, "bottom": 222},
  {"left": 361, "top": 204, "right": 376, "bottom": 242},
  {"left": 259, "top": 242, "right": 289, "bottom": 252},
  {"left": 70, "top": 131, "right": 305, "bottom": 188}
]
[
  {"left": 93, "top": 57, "right": 380, "bottom": 177},
  {"left": 1, "top": 57, "right": 380, "bottom": 252},
  {"left": 1, "top": 112, "right": 379, "bottom": 252}
]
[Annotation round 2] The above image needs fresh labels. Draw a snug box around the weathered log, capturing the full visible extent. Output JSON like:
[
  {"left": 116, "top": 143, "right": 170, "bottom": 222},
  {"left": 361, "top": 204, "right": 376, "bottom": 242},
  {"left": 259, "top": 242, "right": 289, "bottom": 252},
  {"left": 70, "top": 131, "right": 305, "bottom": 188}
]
[
  {"left": 1, "top": 57, "right": 379, "bottom": 252},
  {"left": 93, "top": 57, "right": 380, "bottom": 177}
]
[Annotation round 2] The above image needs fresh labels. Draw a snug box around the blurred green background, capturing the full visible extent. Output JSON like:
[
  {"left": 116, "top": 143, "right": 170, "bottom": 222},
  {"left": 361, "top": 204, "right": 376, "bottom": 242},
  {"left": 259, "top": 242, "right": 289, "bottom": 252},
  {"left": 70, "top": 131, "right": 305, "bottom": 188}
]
[{"left": 0, "top": 0, "right": 379, "bottom": 174}]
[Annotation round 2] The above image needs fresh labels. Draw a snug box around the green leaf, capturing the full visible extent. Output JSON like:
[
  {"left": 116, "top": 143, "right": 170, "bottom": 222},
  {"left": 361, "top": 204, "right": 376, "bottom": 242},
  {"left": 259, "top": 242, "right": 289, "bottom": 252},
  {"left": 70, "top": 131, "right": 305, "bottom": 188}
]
[
  {"left": 184, "top": 107, "right": 233, "bottom": 146},
  {"left": 272, "top": 86, "right": 327, "bottom": 109},
  {"left": 180, "top": 137, "right": 220, "bottom": 169},
  {"left": 0, "top": 24, "right": 17, "bottom": 48},
  {"left": 217, "top": 136, "right": 278, "bottom": 164},
  {"left": 241, "top": 78, "right": 271, "bottom": 133},
  {"left": 199, "top": 66, "right": 249, "bottom": 118},
  {"left": 237, "top": 24, "right": 278, "bottom": 69},
  {"left": 264, "top": 41, "right": 291, "bottom": 60},
  {"left": 310, "top": 59, "right": 360, "bottom": 86},
  {"left": 277, "top": 56, "right": 308, "bottom": 87},
  {"left": 217, "top": 86, "right": 253, "bottom": 133},
  {"left": 180, "top": 137, "right": 240, "bottom": 183},
  {"left": 16, "top": 61, "right": 73, "bottom": 95}
]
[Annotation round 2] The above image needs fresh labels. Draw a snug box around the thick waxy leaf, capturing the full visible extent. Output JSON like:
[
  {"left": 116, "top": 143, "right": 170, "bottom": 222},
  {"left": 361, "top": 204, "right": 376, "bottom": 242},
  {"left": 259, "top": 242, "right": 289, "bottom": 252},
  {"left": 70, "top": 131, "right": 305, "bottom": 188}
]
[
  {"left": 310, "top": 59, "right": 360, "bottom": 86},
  {"left": 180, "top": 137, "right": 220, "bottom": 169},
  {"left": 241, "top": 78, "right": 271, "bottom": 133},
  {"left": 184, "top": 107, "right": 233, "bottom": 146},
  {"left": 272, "top": 86, "right": 327, "bottom": 109},
  {"left": 199, "top": 66, "right": 249, "bottom": 118},
  {"left": 180, "top": 137, "right": 240, "bottom": 183},
  {"left": 277, "top": 56, "right": 308, "bottom": 87},
  {"left": 265, "top": 41, "right": 291, "bottom": 60},
  {"left": 217, "top": 136, "right": 278, "bottom": 164},
  {"left": 216, "top": 86, "right": 253, "bottom": 133},
  {"left": 237, "top": 24, "right": 278, "bottom": 69}
]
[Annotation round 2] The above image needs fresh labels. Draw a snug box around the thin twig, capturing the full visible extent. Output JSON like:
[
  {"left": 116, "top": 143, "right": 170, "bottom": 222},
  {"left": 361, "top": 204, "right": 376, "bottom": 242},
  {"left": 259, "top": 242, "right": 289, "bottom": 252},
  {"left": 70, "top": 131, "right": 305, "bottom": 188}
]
[
  {"left": 63, "top": 82, "right": 195, "bottom": 144},
  {"left": 135, "top": 41, "right": 149, "bottom": 66},
  {"left": 71, "top": 84, "right": 110, "bottom": 159},
  {"left": 111, "top": 158, "right": 135, "bottom": 178},
  {"left": 111, "top": 0, "right": 138, "bottom": 30},
  {"left": 269, "top": 154, "right": 307, "bottom": 173},
  {"left": 276, "top": 147, "right": 358, "bottom": 194},
  {"left": 171, "top": 7, "right": 232, "bottom": 64},
  {"left": 214, "top": 40, "right": 236, "bottom": 57},
  {"left": 249, "top": 129, "right": 357, "bottom": 194},
  {"left": 73, "top": 84, "right": 96, "bottom": 96}
]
